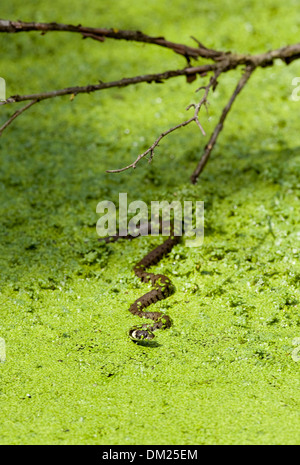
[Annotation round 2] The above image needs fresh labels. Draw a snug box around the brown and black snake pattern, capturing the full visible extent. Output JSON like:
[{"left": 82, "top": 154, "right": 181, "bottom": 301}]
[
  {"left": 129, "top": 233, "right": 180, "bottom": 341},
  {"left": 101, "top": 227, "right": 180, "bottom": 341}
]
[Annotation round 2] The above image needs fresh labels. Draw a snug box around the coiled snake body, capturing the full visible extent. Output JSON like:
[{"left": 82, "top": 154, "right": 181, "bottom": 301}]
[
  {"left": 103, "top": 228, "right": 180, "bottom": 341},
  {"left": 129, "top": 233, "right": 180, "bottom": 341}
]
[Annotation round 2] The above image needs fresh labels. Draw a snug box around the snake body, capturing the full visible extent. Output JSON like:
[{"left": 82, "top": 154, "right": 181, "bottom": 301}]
[
  {"left": 102, "top": 227, "right": 180, "bottom": 341},
  {"left": 129, "top": 233, "right": 180, "bottom": 341}
]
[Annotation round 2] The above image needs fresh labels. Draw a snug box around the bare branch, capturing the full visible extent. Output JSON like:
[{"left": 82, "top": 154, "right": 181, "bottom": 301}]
[
  {"left": 0, "top": 19, "right": 224, "bottom": 60},
  {"left": 1, "top": 19, "right": 300, "bottom": 182},
  {"left": 107, "top": 68, "right": 223, "bottom": 173},
  {"left": 106, "top": 117, "right": 197, "bottom": 173},
  {"left": 0, "top": 64, "right": 216, "bottom": 106},
  {"left": 190, "top": 65, "right": 255, "bottom": 184},
  {"left": 1, "top": 19, "right": 300, "bottom": 65},
  {"left": 0, "top": 99, "right": 38, "bottom": 136}
]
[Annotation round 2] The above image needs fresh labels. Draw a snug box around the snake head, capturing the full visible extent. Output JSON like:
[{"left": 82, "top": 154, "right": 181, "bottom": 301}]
[{"left": 129, "top": 327, "right": 155, "bottom": 342}]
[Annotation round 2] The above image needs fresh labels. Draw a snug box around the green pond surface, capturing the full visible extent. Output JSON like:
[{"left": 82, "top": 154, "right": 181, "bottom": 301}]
[{"left": 0, "top": 0, "right": 299, "bottom": 445}]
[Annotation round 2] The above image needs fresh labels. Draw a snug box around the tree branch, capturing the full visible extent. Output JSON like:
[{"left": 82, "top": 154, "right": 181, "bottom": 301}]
[
  {"left": 1, "top": 19, "right": 300, "bottom": 182},
  {"left": 0, "top": 64, "right": 216, "bottom": 106},
  {"left": 190, "top": 65, "right": 255, "bottom": 184},
  {"left": 0, "top": 64, "right": 216, "bottom": 137},
  {"left": 0, "top": 99, "right": 39, "bottom": 136},
  {"left": 106, "top": 67, "right": 224, "bottom": 173},
  {"left": 0, "top": 19, "right": 224, "bottom": 60}
]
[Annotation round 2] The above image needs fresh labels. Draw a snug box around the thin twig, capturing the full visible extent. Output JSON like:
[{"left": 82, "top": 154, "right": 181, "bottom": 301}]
[
  {"left": 0, "top": 99, "right": 38, "bottom": 136},
  {"left": 190, "top": 65, "right": 255, "bottom": 184},
  {"left": 107, "top": 68, "right": 223, "bottom": 173},
  {"left": 107, "top": 117, "right": 197, "bottom": 173}
]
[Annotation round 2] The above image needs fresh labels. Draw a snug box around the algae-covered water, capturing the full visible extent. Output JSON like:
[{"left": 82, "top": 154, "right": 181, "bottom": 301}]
[{"left": 0, "top": 0, "right": 299, "bottom": 445}]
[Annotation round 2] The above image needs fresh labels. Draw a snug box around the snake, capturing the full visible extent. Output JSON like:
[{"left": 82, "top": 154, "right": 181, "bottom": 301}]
[{"left": 102, "top": 225, "right": 180, "bottom": 341}]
